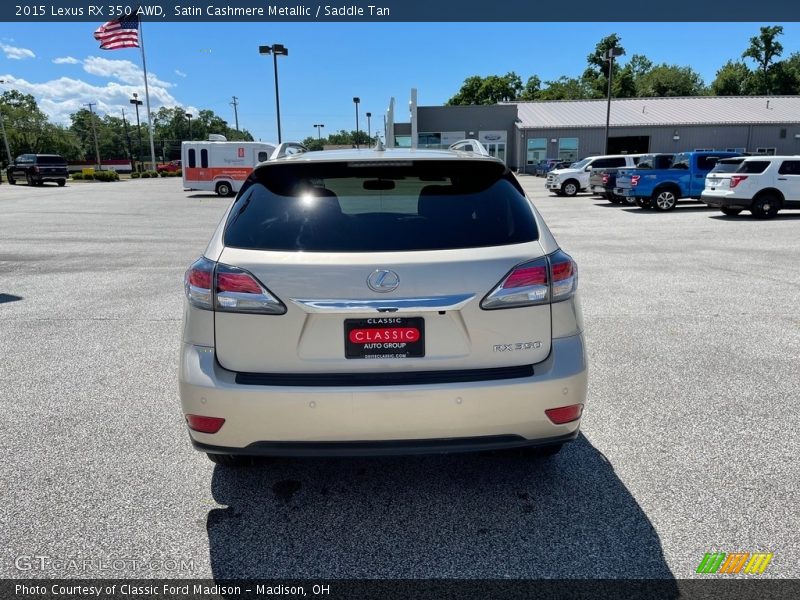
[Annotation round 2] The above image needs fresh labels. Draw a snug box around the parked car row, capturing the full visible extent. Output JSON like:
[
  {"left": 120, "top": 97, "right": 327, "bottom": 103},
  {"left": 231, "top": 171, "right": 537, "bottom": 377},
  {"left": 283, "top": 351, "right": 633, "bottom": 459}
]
[{"left": 561, "top": 150, "right": 800, "bottom": 218}]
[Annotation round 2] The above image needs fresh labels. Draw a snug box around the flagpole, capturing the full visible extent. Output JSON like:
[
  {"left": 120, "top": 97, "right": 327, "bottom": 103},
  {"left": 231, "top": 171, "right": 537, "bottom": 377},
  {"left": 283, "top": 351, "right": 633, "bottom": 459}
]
[{"left": 138, "top": 18, "right": 158, "bottom": 170}]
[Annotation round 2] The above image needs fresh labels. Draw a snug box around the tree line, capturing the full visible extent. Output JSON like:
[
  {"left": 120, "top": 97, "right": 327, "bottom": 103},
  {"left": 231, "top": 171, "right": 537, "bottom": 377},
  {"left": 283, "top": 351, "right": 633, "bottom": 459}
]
[
  {"left": 447, "top": 27, "right": 800, "bottom": 105},
  {"left": 0, "top": 92, "right": 253, "bottom": 166}
]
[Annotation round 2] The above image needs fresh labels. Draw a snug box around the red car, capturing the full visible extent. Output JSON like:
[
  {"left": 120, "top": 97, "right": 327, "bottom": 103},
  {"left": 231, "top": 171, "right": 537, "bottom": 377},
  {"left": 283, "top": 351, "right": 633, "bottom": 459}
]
[{"left": 156, "top": 160, "right": 182, "bottom": 173}]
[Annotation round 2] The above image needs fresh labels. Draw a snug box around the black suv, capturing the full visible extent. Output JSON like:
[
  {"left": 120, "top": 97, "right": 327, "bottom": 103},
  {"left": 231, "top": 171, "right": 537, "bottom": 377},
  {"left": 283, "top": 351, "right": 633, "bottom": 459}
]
[{"left": 6, "top": 154, "right": 69, "bottom": 186}]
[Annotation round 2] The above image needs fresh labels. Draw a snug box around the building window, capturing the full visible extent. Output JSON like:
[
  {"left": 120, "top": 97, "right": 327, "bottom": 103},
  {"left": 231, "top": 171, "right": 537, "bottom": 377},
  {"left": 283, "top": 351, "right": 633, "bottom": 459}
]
[
  {"left": 418, "top": 133, "right": 442, "bottom": 149},
  {"left": 725, "top": 148, "right": 746, "bottom": 153},
  {"left": 527, "top": 138, "right": 547, "bottom": 164},
  {"left": 755, "top": 147, "right": 776, "bottom": 155},
  {"left": 558, "top": 138, "right": 578, "bottom": 162},
  {"left": 394, "top": 135, "right": 411, "bottom": 148}
]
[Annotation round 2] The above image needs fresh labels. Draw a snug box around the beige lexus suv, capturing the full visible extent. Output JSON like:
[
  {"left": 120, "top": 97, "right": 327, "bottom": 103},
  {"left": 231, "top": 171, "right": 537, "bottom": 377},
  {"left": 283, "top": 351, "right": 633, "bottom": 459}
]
[{"left": 179, "top": 143, "right": 588, "bottom": 465}]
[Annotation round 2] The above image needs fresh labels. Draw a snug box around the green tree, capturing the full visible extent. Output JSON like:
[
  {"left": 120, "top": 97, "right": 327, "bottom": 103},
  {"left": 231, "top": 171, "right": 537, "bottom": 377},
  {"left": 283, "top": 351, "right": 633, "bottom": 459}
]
[
  {"left": 636, "top": 64, "right": 705, "bottom": 97},
  {"left": 742, "top": 25, "right": 784, "bottom": 94},
  {"left": 711, "top": 61, "right": 752, "bottom": 96},
  {"left": 0, "top": 90, "right": 56, "bottom": 159},
  {"left": 446, "top": 72, "right": 524, "bottom": 105},
  {"left": 538, "top": 76, "right": 594, "bottom": 100},
  {"left": 518, "top": 75, "right": 542, "bottom": 101}
]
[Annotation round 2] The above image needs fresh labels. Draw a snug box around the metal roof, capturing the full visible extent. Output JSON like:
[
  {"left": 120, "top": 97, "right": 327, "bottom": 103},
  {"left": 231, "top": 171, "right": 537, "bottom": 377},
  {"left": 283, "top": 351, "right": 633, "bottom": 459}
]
[{"left": 513, "top": 96, "right": 800, "bottom": 128}]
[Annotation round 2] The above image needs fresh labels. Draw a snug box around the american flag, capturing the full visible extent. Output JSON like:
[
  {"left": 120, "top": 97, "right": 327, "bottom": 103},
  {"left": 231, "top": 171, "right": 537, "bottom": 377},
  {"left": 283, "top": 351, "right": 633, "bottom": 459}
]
[{"left": 93, "top": 15, "right": 140, "bottom": 50}]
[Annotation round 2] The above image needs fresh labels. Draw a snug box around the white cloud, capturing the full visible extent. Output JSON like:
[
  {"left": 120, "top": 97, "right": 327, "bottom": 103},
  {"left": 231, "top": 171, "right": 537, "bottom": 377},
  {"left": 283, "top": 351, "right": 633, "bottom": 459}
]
[
  {"left": 82, "top": 56, "right": 174, "bottom": 89},
  {"left": 0, "top": 43, "right": 35, "bottom": 60},
  {"left": 174, "top": 69, "right": 187, "bottom": 78},
  {"left": 0, "top": 72, "right": 188, "bottom": 125},
  {"left": 53, "top": 56, "right": 80, "bottom": 65}
]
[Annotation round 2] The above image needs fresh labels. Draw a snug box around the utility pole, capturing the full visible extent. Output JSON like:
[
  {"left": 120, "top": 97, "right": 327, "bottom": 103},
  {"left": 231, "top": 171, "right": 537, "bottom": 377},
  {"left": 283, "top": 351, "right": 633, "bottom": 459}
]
[
  {"left": 129, "top": 93, "right": 143, "bottom": 171},
  {"left": 85, "top": 103, "right": 102, "bottom": 170},
  {"left": 0, "top": 79, "right": 14, "bottom": 166},
  {"left": 231, "top": 96, "right": 240, "bottom": 131},
  {"left": 121, "top": 108, "right": 134, "bottom": 172}
]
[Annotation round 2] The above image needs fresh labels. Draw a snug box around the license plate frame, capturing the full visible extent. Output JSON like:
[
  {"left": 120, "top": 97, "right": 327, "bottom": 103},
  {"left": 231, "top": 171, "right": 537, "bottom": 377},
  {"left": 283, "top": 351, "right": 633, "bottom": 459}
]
[{"left": 344, "top": 317, "right": 425, "bottom": 359}]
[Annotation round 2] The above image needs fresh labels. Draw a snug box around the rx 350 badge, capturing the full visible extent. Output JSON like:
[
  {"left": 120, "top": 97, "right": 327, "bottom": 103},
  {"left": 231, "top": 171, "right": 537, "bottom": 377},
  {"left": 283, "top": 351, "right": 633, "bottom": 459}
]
[{"left": 493, "top": 341, "right": 543, "bottom": 352}]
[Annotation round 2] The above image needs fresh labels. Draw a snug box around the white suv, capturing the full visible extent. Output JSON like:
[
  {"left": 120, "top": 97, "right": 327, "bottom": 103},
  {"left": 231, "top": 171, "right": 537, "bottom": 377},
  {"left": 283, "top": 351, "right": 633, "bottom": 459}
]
[
  {"left": 702, "top": 156, "right": 800, "bottom": 218},
  {"left": 179, "top": 144, "right": 588, "bottom": 465},
  {"left": 545, "top": 154, "right": 641, "bottom": 197}
]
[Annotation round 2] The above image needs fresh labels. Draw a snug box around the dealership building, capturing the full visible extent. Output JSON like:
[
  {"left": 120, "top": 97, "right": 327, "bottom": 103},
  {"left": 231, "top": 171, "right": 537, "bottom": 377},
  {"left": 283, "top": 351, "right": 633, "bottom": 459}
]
[{"left": 388, "top": 94, "right": 800, "bottom": 172}]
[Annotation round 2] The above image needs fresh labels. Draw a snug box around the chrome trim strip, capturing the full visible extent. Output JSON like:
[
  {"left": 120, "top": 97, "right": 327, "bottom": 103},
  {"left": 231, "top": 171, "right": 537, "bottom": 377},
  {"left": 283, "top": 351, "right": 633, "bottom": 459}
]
[{"left": 290, "top": 293, "right": 476, "bottom": 313}]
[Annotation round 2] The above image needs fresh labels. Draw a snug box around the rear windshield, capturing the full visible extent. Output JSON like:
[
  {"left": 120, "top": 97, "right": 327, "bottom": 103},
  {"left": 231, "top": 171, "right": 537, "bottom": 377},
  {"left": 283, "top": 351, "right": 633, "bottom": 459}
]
[
  {"left": 223, "top": 160, "right": 539, "bottom": 252},
  {"left": 736, "top": 160, "right": 769, "bottom": 174},
  {"left": 36, "top": 155, "right": 66, "bottom": 165},
  {"left": 710, "top": 158, "right": 745, "bottom": 173},
  {"left": 637, "top": 155, "right": 673, "bottom": 170}
]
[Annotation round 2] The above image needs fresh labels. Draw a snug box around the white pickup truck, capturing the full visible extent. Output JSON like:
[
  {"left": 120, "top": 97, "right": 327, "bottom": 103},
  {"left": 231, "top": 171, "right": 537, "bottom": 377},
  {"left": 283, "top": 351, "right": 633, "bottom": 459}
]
[
  {"left": 545, "top": 154, "right": 641, "bottom": 197},
  {"left": 701, "top": 155, "right": 800, "bottom": 218}
]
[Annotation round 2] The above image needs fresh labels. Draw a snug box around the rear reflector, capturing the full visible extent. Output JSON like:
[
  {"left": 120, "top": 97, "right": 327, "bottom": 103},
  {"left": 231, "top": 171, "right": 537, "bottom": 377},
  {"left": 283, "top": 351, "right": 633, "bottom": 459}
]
[
  {"left": 186, "top": 414, "right": 225, "bottom": 434},
  {"left": 545, "top": 404, "right": 584, "bottom": 425}
]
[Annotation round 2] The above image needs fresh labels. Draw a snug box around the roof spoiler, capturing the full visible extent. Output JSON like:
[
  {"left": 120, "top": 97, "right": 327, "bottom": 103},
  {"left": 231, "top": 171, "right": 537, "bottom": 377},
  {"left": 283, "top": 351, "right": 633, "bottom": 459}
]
[
  {"left": 448, "top": 139, "right": 491, "bottom": 156},
  {"left": 270, "top": 142, "right": 308, "bottom": 160}
]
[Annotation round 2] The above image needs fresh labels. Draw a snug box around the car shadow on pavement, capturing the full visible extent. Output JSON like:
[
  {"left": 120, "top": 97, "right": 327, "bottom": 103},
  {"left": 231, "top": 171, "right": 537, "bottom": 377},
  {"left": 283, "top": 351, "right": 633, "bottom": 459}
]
[
  {"left": 206, "top": 433, "right": 677, "bottom": 583},
  {"left": 708, "top": 213, "right": 800, "bottom": 221},
  {"left": 620, "top": 206, "right": 718, "bottom": 214},
  {"left": 0, "top": 293, "right": 23, "bottom": 304}
]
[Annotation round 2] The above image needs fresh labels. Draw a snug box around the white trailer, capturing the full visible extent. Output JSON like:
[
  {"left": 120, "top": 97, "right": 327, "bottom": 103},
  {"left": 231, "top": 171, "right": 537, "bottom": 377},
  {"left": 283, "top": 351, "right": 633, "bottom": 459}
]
[{"left": 182, "top": 136, "right": 276, "bottom": 196}]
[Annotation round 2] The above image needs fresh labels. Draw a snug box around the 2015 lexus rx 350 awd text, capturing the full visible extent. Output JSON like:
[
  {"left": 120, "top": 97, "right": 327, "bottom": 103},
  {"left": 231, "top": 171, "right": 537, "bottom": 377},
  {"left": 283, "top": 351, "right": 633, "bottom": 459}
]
[{"left": 179, "top": 144, "right": 588, "bottom": 465}]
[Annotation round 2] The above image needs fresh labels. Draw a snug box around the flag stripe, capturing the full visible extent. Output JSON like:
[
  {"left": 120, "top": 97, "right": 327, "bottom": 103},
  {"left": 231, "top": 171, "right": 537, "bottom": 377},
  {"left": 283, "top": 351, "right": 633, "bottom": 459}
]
[{"left": 93, "top": 15, "right": 139, "bottom": 50}]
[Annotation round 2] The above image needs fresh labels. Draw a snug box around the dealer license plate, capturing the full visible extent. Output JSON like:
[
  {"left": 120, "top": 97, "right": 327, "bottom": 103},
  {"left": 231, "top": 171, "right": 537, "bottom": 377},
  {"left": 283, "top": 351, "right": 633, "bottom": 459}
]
[{"left": 344, "top": 317, "right": 425, "bottom": 359}]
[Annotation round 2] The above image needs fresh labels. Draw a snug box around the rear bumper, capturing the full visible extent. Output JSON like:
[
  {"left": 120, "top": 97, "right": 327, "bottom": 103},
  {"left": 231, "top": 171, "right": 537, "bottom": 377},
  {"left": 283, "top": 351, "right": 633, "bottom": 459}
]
[
  {"left": 700, "top": 193, "right": 751, "bottom": 209},
  {"left": 179, "top": 333, "right": 588, "bottom": 456}
]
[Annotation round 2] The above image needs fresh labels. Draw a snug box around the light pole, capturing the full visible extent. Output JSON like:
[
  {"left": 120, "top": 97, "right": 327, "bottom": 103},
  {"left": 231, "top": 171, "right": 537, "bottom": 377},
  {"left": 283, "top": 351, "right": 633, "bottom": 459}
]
[
  {"left": 129, "top": 93, "right": 143, "bottom": 170},
  {"left": 366, "top": 112, "right": 372, "bottom": 145},
  {"left": 185, "top": 112, "right": 193, "bottom": 141},
  {"left": 604, "top": 46, "right": 624, "bottom": 155},
  {"left": 353, "top": 97, "right": 360, "bottom": 149},
  {"left": 259, "top": 44, "right": 289, "bottom": 143},
  {"left": 0, "top": 79, "right": 12, "bottom": 166},
  {"left": 313, "top": 123, "right": 324, "bottom": 140}
]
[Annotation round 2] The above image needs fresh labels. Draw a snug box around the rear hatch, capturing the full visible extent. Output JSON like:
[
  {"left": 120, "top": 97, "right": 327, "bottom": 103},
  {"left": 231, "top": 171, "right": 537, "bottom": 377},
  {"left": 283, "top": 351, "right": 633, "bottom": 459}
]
[{"left": 212, "top": 159, "right": 553, "bottom": 374}]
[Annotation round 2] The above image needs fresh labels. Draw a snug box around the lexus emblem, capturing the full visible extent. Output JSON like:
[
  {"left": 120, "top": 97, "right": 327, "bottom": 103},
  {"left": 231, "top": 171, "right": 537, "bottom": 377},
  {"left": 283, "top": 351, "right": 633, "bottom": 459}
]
[{"left": 367, "top": 269, "right": 400, "bottom": 293}]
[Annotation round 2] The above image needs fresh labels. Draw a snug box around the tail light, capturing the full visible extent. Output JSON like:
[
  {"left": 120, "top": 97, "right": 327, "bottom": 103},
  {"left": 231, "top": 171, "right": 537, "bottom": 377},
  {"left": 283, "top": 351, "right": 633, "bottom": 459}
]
[
  {"left": 545, "top": 404, "right": 584, "bottom": 424},
  {"left": 602, "top": 173, "right": 609, "bottom": 184},
  {"left": 730, "top": 175, "right": 748, "bottom": 188},
  {"left": 481, "top": 250, "right": 578, "bottom": 310},
  {"left": 630, "top": 175, "right": 641, "bottom": 187},
  {"left": 185, "top": 414, "right": 225, "bottom": 434},
  {"left": 184, "top": 258, "right": 286, "bottom": 315}
]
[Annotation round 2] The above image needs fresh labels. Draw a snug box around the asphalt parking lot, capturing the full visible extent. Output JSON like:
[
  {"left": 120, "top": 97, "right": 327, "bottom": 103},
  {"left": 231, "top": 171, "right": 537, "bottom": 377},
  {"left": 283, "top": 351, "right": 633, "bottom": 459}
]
[{"left": 1, "top": 176, "right": 798, "bottom": 581}]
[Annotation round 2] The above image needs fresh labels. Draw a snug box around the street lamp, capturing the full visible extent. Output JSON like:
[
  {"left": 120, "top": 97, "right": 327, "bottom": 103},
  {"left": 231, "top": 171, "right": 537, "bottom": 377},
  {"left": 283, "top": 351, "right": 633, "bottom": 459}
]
[
  {"left": 129, "top": 93, "right": 143, "bottom": 170},
  {"left": 259, "top": 43, "right": 289, "bottom": 143},
  {"left": 353, "top": 97, "right": 360, "bottom": 149},
  {"left": 0, "top": 79, "right": 12, "bottom": 165},
  {"left": 313, "top": 123, "right": 324, "bottom": 140},
  {"left": 366, "top": 112, "right": 372, "bottom": 145},
  {"left": 604, "top": 46, "right": 624, "bottom": 155},
  {"left": 185, "top": 112, "right": 193, "bottom": 141}
]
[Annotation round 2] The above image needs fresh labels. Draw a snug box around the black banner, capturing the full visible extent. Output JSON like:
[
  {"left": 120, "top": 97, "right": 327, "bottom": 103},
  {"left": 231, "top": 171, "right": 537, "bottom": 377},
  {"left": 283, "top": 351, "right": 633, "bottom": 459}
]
[
  {"left": 4, "top": 579, "right": 800, "bottom": 600},
  {"left": 3, "top": 0, "right": 800, "bottom": 22}
]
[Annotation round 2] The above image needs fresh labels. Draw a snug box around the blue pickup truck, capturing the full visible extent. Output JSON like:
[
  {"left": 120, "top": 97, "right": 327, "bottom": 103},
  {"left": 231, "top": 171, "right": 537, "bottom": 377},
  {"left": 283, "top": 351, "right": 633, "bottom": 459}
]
[{"left": 614, "top": 151, "right": 742, "bottom": 211}]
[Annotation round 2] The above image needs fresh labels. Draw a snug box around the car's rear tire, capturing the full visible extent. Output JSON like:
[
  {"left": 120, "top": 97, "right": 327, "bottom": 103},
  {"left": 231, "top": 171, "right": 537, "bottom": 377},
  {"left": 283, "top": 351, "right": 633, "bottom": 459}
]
[
  {"left": 751, "top": 194, "right": 780, "bottom": 219},
  {"left": 720, "top": 207, "right": 742, "bottom": 216},
  {"left": 215, "top": 181, "right": 232, "bottom": 196},
  {"left": 636, "top": 197, "right": 652, "bottom": 209},
  {"left": 606, "top": 193, "right": 620, "bottom": 204},
  {"left": 561, "top": 180, "right": 579, "bottom": 197},
  {"left": 57, "top": 179, "right": 66, "bottom": 187},
  {"left": 7, "top": 174, "right": 15, "bottom": 185},
  {"left": 26, "top": 173, "right": 33, "bottom": 186},
  {"left": 652, "top": 188, "right": 679, "bottom": 211},
  {"left": 206, "top": 453, "right": 254, "bottom": 466}
]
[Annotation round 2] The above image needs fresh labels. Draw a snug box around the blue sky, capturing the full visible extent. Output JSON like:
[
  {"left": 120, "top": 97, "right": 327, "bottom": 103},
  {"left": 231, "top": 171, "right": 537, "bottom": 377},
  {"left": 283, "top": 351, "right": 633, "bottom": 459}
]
[{"left": 1, "top": 22, "right": 798, "bottom": 142}]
